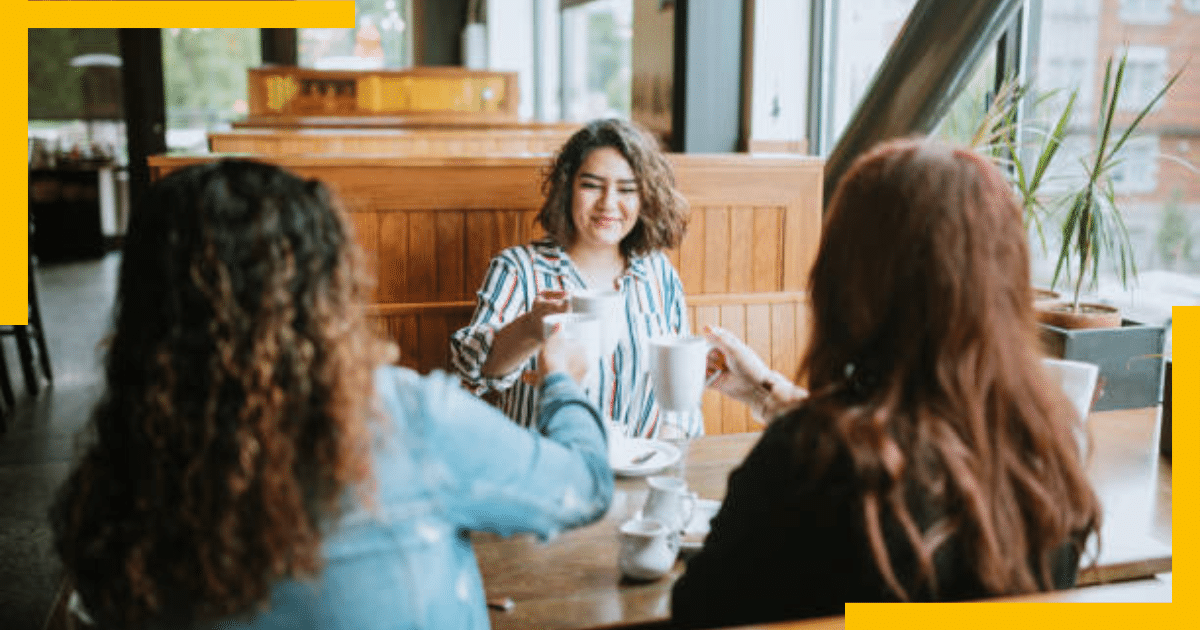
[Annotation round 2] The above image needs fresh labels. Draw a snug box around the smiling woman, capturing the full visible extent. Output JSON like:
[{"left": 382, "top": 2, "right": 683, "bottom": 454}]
[{"left": 450, "top": 118, "right": 695, "bottom": 438}]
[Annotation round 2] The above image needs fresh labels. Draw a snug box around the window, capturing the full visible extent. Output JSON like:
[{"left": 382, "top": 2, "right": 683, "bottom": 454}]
[
  {"left": 822, "top": 0, "right": 918, "bottom": 152},
  {"left": 561, "top": 0, "right": 633, "bottom": 121},
  {"left": 1119, "top": 0, "right": 1173, "bottom": 24},
  {"left": 1118, "top": 46, "right": 1168, "bottom": 112},
  {"left": 1110, "top": 136, "right": 1160, "bottom": 194},
  {"left": 1024, "top": 1, "right": 1199, "bottom": 338},
  {"left": 298, "top": 0, "right": 412, "bottom": 70},
  {"left": 161, "top": 29, "right": 261, "bottom": 152}
]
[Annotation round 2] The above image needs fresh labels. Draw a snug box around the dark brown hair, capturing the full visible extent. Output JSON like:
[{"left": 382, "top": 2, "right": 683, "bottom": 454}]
[
  {"left": 50, "top": 160, "right": 392, "bottom": 627},
  {"left": 537, "top": 118, "right": 688, "bottom": 258},
  {"left": 799, "top": 138, "right": 1101, "bottom": 599}
]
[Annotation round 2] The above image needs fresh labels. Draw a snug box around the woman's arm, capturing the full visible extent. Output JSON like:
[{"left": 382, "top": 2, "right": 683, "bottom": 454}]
[
  {"left": 450, "top": 253, "right": 568, "bottom": 390},
  {"left": 671, "top": 415, "right": 848, "bottom": 627},
  {"left": 704, "top": 325, "right": 807, "bottom": 423},
  {"left": 479, "top": 291, "right": 569, "bottom": 378},
  {"left": 421, "top": 370, "right": 613, "bottom": 536}
]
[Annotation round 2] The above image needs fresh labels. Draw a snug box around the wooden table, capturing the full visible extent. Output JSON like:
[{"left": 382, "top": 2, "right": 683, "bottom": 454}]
[{"left": 476, "top": 407, "right": 1172, "bottom": 630}]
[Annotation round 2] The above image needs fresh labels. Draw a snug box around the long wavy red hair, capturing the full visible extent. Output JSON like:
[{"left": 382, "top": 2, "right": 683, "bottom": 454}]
[
  {"left": 51, "top": 160, "right": 393, "bottom": 627},
  {"left": 799, "top": 138, "right": 1101, "bottom": 599}
]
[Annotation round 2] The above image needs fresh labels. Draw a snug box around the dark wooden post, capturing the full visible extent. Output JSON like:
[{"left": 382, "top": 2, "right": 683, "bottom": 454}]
[{"left": 118, "top": 29, "right": 166, "bottom": 222}]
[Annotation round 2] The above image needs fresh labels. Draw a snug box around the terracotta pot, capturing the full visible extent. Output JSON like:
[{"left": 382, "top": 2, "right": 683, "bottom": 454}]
[
  {"left": 1036, "top": 302, "right": 1122, "bottom": 329},
  {"left": 1033, "top": 287, "right": 1061, "bottom": 305}
]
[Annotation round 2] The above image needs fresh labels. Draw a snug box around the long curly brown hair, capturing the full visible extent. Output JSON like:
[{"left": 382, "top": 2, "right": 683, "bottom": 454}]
[
  {"left": 799, "top": 139, "right": 1101, "bottom": 599},
  {"left": 50, "top": 160, "right": 392, "bottom": 627},
  {"left": 537, "top": 118, "right": 688, "bottom": 258}
]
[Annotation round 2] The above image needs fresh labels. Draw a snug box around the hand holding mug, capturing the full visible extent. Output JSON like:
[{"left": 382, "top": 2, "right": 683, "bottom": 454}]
[
  {"left": 538, "top": 326, "right": 591, "bottom": 385},
  {"left": 526, "top": 290, "right": 570, "bottom": 341},
  {"left": 703, "top": 325, "right": 807, "bottom": 423}
]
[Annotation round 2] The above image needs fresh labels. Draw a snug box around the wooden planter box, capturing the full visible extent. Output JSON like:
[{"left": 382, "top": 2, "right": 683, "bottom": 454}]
[{"left": 1039, "top": 320, "right": 1167, "bottom": 412}]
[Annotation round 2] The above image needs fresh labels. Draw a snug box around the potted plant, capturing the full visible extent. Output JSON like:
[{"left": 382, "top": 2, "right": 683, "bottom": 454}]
[
  {"left": 1037, "top": 54, "right": 1181, "bottom": 327},
  {"left": 1027, "top": 53, "right": 1182, "bottom": 410},
  {"left": 955, "top": 74, "right": 1076, "bottom": 304}
]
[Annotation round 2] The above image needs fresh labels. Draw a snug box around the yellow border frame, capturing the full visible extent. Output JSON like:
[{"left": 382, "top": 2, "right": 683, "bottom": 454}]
[{"left": 8, "top": 4, "right": 1191, "bottom": 630}]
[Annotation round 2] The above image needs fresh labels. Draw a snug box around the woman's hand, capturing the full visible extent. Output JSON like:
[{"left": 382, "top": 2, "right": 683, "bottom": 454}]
[
  {"left": 704, "top": 325, "right": 807, "bottom": 423},
  {"left": 481, "top": 290, "right": 570, "bottom": 379},
  {"left": 525, "top": 290, "right": 571, "bottom": 340},
  {"left": 538, "top": 325, "right": 590, "bottom": 385}
]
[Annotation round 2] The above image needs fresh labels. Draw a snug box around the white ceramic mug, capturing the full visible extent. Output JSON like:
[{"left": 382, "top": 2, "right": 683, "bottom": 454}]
[
  {"left": 618, "top": 517, "right": 679, "bottom": 581},
  {"left": 571, "top": 290, "right": 623, "bottom": 356},
  {"left": 543, "top": 313, "right": 602, "bottom": 388},
  {"left": 1042, "top": 357, "right": 1100, "bottom": 457},
  {"left": 642, "top": 475, "right": 697, "bottom": 533},
  {"left": 648, "top": 335, "right": 708, "bottom": 412}
]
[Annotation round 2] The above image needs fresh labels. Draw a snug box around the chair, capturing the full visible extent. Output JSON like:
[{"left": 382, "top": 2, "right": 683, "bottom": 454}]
[{"left": 0, "top": 253, "right": 54, "bottom": 413}]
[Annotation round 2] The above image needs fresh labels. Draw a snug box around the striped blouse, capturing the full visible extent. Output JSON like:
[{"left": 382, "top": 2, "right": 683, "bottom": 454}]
[{"left": 450, "top": 239, "right": 702, "bottom": 438}]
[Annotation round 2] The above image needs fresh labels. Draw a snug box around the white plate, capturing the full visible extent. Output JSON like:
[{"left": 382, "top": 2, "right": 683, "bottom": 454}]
[{"left": 609, "top": 438, "right": 681, "bottom": 477}]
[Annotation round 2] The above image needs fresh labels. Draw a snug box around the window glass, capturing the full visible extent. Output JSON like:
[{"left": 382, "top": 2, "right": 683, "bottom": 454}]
[
  {"left": 298, "top": 0, "right": 412, "bottom": 70},
  {"left": 823, "top": 0, "right": 918, "bottom": 151},
  {"left": 1025, "top": 0, "right": 1200, "bottom": 347},
  {"left": 933, "top": 45, "right": 997, "bottom": 146},
  {"left": 161, "top": 29, "right": 261, "bottom": 152},
  {"left": 562, "top": 0, "right": 633, "bottom": 121},
  {"left": 1119, "top": 0, "right": 1172, "bottom": 24}
]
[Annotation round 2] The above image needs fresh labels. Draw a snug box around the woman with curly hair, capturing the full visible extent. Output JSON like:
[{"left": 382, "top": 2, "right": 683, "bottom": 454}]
[
  {"left": 451, "top": 118, "right": 695, "bottom": 438},
  {"left": 50, "top": 160, "right": 613, "bottom": 629},
  {"left": 671, "top": 138, "right": 1102, "bottom": 626}
]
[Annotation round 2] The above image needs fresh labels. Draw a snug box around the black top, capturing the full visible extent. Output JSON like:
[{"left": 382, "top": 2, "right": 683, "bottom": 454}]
[{"left": 671, "top": 405, "right": 1080, "bottom": 628}]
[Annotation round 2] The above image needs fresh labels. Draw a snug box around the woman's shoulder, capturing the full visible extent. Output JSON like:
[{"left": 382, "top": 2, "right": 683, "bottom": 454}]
[{"left": 489, "top": 239, "right": 565, "bottom": 270}]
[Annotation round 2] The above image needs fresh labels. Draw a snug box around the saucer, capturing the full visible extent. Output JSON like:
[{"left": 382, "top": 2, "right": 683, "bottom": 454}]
[{"left": 610, "top": 438, "right": 681, "bottom": 477}]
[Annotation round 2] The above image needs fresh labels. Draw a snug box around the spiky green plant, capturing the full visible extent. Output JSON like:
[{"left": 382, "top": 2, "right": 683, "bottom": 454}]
[{"left": 1050, "top": 54, "right": 1182, "bottom": 312}]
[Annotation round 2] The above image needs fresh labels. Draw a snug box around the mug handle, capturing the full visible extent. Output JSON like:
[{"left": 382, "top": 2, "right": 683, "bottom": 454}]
[{"left": 679, "top": 491, "right": 697, "bottom": 532}]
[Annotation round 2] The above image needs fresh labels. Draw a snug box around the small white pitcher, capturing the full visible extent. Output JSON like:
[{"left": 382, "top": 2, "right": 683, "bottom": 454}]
[
  {"left": 618, "top": 517, "right": 679, "bottom": 581},
  {"left": 642, "top": 475, "right": 697, "bottom": 533}
]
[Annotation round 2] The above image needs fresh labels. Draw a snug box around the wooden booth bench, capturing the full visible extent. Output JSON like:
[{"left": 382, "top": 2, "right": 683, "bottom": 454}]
[
  {"left": 208, "top": 126, "right": 578, "bottom": 158},
  {"left": 146, "top": 153, "right": 824, "bottom": 436}
]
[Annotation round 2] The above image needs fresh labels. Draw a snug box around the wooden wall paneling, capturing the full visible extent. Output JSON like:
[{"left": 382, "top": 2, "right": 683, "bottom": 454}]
[
  {"left": 348, "top": 211, "right": 381, "bottom": 302},
  {"left": 376, "top": 212, "right": 410, "bottom": 302},
  {"left": 692, "top": 305, "right": 723, "bottom": 435},
  {"left": 678, "top": 209, "right": 705, "bottom": 295},
  {"left": 792, "top": 297, "right": 812, "bottom": 386},
  {"left": 384, "top": 313, "right": 422, "bottom": 372},
  {"left": 417, "top": 311, "right": 451, "bottom": 374},
  {"left": 407, "top": 212, "right": 439, "bottom": 302},
  {"left": 770, "top": 301, "right": 799, "bottom": 382},
  {"left": 702, "top": 206, "right": 729, "bottom": 294},
  {"left": 752, "top": 206, "right": 783, "bottom": 291},
  {"left": 781, "top": 171, "right": 822, "bottom": 291},
  {"left": 727, "top": 206, "right": 754, "bottom": 293},
  {"left": 744, "top": 303, "right": 772, "bottom": 432},
  {"left": 719, "top": 304, "right": 749, "bottom": 434},
  {"left": 435, "top": 210, "right": 466, "bottom": 300},
  {"left": 464, "top": 210, "right": 499, "bottom": 300}
]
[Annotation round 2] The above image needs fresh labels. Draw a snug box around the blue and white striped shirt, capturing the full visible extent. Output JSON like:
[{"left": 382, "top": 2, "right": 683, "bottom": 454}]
[{"left": 450, "top": 239, "right": 701, "bottom": 437}]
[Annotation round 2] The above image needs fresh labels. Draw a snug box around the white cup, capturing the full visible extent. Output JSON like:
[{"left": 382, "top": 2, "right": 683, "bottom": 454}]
[
  {"left": 571, "top": 290, "right": 624, "bottom": 356},
  {"left": 1042, "top": 357, "right": 1100, "bottom": 457},
  {"left": 618, "top": 517, "right": 679, "bottom": 581},
  {"left": 648, "top": 335, "right": 708, "bottom": 413},
  {"left": 542, "top": 313, "right": 602, "bottom": 387},
  {"left": 642, "top": 475, "right": 697, "bottom": 533}
]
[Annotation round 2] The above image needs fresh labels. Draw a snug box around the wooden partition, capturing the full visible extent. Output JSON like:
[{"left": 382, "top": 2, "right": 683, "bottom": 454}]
[
  {"left": 147, "top": 154, "right": 823, "bottom": 435},
  {"left": 248, "top": 66, "right": 519, "bottom": 121},
  {"left": 232, "top": 115, "right": 581, "bottom": 131},
  {"left": 208, "top": 127, "right": 577, "bottom": 157}
]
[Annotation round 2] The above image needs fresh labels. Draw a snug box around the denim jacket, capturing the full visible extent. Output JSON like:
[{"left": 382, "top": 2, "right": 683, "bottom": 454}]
[{"left": 212, "top": 367, "right": 613, "bottom": 630}]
